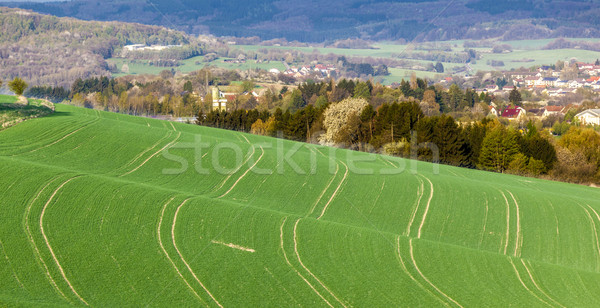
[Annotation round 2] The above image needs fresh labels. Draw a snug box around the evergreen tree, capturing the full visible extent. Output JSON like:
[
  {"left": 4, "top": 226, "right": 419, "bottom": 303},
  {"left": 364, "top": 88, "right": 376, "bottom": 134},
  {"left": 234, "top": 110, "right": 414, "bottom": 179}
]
[
  {"left": 353, "top": 82, "right": 371, "bottom": 100},
  {"left": 183, "top": 80, "right": 193, "bottom": 92},
  {"left": 509, "top": 88, "right": 523, "bottom": 106},
  {"left": 435, "top": 62, "right": 444, "bottom": 73},
  {"left": 478, "top": 126, "right": 520, "bottom": 172}
]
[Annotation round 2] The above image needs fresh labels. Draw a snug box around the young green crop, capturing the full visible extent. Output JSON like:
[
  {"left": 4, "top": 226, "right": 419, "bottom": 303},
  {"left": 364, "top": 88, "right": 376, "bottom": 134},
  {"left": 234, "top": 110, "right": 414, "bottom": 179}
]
[{"left": 1, "top": 100, "right": 600, "bottom": 306}]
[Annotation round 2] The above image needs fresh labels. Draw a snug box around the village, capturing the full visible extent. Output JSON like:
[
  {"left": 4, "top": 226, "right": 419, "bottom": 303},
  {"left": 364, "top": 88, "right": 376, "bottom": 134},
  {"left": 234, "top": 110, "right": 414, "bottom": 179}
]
[{"left": 436, "top": 61, "right": 600, "bottom": 126}]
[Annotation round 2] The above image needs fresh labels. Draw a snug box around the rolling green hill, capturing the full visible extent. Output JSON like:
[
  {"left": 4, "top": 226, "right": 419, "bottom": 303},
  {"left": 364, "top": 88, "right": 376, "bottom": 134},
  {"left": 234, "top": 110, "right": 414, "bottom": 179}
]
[{"left": 2, "top": 99, "right": 600, "bottom": 306}]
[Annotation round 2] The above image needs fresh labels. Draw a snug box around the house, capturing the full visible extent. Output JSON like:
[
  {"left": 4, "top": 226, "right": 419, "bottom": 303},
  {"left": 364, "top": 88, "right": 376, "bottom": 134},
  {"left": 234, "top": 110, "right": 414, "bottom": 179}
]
[
  {"left": 543, "top": 106, "right": 563, "bottom": 118},
  {"left": 576, "top": 109, "right": 600, "bottom": 126},
  {"left": 501, "top": 105, "right": 526, "bottom": 120},
  {"left": 541, "top": 77, "right": 558, "bottom": 87},
  {"left": 525, "top": 76, "right": 539, "bottom": 87},
  {"left": 488, "top": 105, "right": 498, "bottom": 117}
]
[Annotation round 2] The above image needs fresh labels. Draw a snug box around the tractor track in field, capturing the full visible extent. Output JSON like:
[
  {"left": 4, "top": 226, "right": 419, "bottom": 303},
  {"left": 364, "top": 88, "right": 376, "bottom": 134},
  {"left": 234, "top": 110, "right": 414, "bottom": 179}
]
[
  {"left": 211, "top": 138, "right": 256, "bottom": 193},
  {"left": 120, "top": 132, "right": 181, "bottom": 177},
  {"left": 478, "top": 195, "right": 489, "bottom": 249},
  {"left": 279, "top": 218, "right": 334, "bottom": 308},
  {"left": 308, "top": 162, "right": 339, "bottom": 216},
  {"left": 406, "top": 175, "right": 425, "bottom": 237},
  {"left": 218, "top": 146, "right": 265, "bottom": 199},
  {"left": 23, "top": 176, "right": 72, "bottom": 304},
  {"left": 521, "top": 259, "right": 566, "bottom": 308},
  {"left": 394, "top": 236, "right": 447, "bottom": 306},
  {"left": 170, "top": 121, "right": 177, "bottom": 132},
  {"left": 507, "top": 191, "right": 522, "bottom": 257},
  {"left": 0, "top": 238, "right": 25, "bottom": 290},
  {"left": 117, "top": 131, "right": 173, "bottom": 172},
  {"left": 508, "top": 257, "right": 553, "bottom": 307},
  {"left": 172, "top": 198, "right": 223, "bottom": 308},
  {"left": 316, "top": 160, "right": 348, "bottom": 220},
  {"left": 580, "top": 204, "right": 600, "bottom": 268},
  {"left": 39, "top": 177, "right": 89, "bottom": 306},
  {"left": 157, "top": 197, "right": 207, "bottom": 304},
  {"left": 417, "top": 175, "right": 434, "bottom": 239},
  {"left": 500, "top": 190, "right": 511, "bottom": 255},
  {"left": 409, "top": 238, "right": 463, "bottom": 307},
  {"left": 17, "top": 118, "right": 100, "bottom": 155},
  {"left": 293, "top": 219, "right": 348, "bottom": 308}
]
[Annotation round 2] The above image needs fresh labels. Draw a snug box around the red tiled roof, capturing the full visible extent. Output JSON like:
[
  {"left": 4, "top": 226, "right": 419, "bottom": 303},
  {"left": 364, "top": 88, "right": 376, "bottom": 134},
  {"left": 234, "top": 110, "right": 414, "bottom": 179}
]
[
  {"left": 545, "top": 106, "right": 562, "bottom": 112},
  {"left": 501, "top": 106, "right": 523, "bottom": 118}
]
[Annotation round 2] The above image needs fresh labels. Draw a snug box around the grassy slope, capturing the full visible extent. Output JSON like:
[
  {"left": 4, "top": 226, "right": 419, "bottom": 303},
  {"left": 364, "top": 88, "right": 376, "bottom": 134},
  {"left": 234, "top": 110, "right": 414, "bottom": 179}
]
[{"left": 1, "top": 102, "right": 600, "bottom": 306}]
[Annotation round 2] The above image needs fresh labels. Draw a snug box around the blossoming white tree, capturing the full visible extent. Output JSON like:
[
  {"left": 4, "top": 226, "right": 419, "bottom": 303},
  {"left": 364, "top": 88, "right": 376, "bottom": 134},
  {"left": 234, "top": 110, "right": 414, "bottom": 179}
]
[{"left": 319, "top": 97, "right": 369, "bottom": 146}]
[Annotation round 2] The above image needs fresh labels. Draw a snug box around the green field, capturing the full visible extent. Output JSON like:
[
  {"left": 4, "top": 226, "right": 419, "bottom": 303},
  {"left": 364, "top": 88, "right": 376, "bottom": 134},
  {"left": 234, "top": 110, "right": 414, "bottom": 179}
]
[
  {"left": 108, "top": 57, "right": 287, "bottom": 78},
  {"left": 2, "top": 99, "right": 600, "bottom": 306}
]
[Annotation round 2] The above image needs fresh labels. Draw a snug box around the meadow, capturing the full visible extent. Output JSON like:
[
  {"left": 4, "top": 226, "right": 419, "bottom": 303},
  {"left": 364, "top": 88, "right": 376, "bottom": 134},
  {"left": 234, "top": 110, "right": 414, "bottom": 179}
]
[{"left": 1, "top": 99, "right": 600, "bottom": 306}]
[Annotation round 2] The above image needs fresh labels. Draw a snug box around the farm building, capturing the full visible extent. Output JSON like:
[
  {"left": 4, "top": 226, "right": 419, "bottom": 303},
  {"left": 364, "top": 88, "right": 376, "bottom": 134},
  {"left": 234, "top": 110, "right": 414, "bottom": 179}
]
[{"left": 576, "top": 109, "right": 600, "bottom": 126}]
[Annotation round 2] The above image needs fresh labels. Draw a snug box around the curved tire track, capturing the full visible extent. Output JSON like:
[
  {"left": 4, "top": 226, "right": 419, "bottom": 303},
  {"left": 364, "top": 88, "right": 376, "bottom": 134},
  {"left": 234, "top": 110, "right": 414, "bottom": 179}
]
[
  {"left": 279, "top": 218, "right": 334, "bottom": 307},
  {"left": 39, "top": 177, "right": 89, "bottom": 306},
  {"left": 171, "top": 199, "right": 223, "bottom": 307},
  {"left": 157, "top": 197, "right": 207, "bottom": 304}
]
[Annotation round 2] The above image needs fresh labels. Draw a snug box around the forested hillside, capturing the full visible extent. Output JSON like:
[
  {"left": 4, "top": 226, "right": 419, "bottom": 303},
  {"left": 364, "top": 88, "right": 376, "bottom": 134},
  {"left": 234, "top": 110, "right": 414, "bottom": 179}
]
[
  {"left": 7, "top": 0, "right": 600, "bottom": 42},
  {"left": 0, "top": 7, "right": 192, "bottom": 88}
]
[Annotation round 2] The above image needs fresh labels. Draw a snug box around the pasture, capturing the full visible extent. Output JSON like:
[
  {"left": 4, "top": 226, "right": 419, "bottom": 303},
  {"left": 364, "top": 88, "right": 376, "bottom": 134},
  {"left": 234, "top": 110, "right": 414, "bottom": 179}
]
[{"left": 1, "top": 101, "right": 600, "bottom": 306}]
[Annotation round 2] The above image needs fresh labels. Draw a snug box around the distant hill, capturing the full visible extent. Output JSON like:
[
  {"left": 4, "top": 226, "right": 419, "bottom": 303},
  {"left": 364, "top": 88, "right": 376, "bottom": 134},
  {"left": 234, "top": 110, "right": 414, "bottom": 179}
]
[
  {"left": 0, "top": 7, "right": 191, "bottom": 88},
  {"left": 5, "top": 0, "right": 600, "bottom": 42}
]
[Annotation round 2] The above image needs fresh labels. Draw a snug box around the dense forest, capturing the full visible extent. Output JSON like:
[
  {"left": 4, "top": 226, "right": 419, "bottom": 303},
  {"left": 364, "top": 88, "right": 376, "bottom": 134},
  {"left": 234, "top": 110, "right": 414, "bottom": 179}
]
[{"left": 7, "top": 0, "right": 600, "bottom": 42}]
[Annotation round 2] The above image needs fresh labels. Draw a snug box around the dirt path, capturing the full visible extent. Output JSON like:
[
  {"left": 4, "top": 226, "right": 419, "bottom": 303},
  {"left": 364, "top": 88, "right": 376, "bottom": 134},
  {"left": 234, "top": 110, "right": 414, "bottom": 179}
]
[
  {"left": 405, "top": 176, "right": 425, "bottom": 237},
  {"left": 293, "top": 219, "right": 347, "bottom": 307},
  {"left": 316, "top": 161, "right": 348, "bottom": 220},
  {"left": 409, "top": 238, "right": 463, "bottom": 307},
  {"left": 507, "top": 191, "right": 522, "bottom": 257},
  {"left": 23, "top": 177, "right": 71, "bottom": 303},
  {"left": 395, "top": 237, "right": 446, "bottom": 306},
  {"left": 279, "top": 218, "right": 334, "bottom": 307},
  {"left": 171, "top": 199, "right": 223, "bottom": 308},
  {"left": 120, "top": 132, "right": 181, "bottom": 177},
  {"left": 417, "top": 175, "right": 434, "bottom": 239},
  {"left": 170, "top": 121, "right": 177, "bottom": 132},
  {"left": 521, "top": 259, "right": 566, "bottom": 308},
  {"left": 308, "top": 162, "right": 339, "bottom": 216},
  {"left": 39, "top": 177, "right": 89, "bottom": 306},
  {"left": 218, "top": 146, "right": 265, "bottom": 199},
  {"left": 508, "top": 258, "right": 552, "bottom": 306},
  {"left": 156, "top": 197, "right": 206, "bottom": 304}
]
